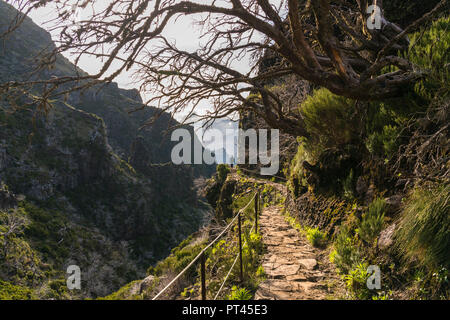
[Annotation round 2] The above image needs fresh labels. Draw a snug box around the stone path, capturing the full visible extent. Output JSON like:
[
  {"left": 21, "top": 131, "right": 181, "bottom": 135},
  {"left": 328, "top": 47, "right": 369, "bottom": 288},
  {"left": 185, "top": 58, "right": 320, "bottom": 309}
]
[{"left": 254, "top": 206, "right": 342, "bottom": 300}]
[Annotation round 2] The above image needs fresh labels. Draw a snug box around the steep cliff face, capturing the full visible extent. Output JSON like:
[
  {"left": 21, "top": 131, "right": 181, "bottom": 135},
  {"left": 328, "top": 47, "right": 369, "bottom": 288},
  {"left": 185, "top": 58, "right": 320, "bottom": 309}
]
[{"left": 0, "top": 1, "right": 212, "bottom": 298}]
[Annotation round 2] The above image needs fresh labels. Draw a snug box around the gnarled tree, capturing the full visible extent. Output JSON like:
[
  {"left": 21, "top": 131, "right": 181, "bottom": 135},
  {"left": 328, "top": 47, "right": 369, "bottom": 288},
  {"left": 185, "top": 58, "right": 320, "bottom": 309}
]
[{"left": 1, "top": 0, "right": 448, "bottom": 136}]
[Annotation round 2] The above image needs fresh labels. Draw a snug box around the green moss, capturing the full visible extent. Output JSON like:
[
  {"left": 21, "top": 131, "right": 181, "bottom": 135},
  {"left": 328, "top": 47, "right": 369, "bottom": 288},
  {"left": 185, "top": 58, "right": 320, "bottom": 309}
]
[
  {"left": 147, "top": 235, "right": 206, "bottom": 278},
  {"left": 0, "top": 281, "right": 35, "bottom": 300},
  {"left": 98, "top": 280, "right": 143, "bottom": 300}
]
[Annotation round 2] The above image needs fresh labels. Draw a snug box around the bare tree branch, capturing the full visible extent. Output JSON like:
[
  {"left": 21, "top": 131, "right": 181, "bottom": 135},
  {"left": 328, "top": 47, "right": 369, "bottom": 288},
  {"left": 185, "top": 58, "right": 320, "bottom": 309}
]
[{"left": 1, "top": 0, "right": 447, "bottom": 137}]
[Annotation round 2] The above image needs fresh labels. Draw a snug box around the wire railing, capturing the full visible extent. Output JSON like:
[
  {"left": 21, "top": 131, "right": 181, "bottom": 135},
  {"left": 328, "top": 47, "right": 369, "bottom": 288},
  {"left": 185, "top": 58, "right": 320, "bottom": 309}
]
[
  {"left": 152, "top": 190, "right": 260, "bottom": 300},
  {"left": 213, "top": 222, "right": 256, "bottom": 300}
]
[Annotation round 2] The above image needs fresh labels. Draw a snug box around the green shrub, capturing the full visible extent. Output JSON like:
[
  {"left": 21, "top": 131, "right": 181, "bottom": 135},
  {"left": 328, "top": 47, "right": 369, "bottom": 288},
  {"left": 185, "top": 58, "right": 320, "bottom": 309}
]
[
  {"left": 300, "top": 88, "right": 358, "bottom": 159},
  {"left": 227, "top": 286, "right": 252, "bottom": 300},
  {"left": 206, "top": 230, "right": 261, "bottom": 300},
  {"left": 246, "top": 232, "right": 263, "bottom": 256},
  {"left": 21, "top": 202, "right": 72, "bottom": 264},
  {"left": 366, "top": 125, "right": 401, "bottom": 159},
  {"left": 0, "top": 280, "right": 35, "bottom": 300},
  {"left": 343, "top": 262, "right": 371, "bottom": 300},
  {"left": 330, "top": 225, "right": 361, "bottom": 274},
  {"left": 217, "top": 164, "right": 231, "bottom": 183},
  {"left": 356, "top": 198, "right": 386, "bottom": 245},
  {"left": 372, "top": 291, "right": 392, "bottom": 300},
  {"left": 395, "top": 184, "right": 449, "bottom": 269},
  {"left": 98, "top": 280, "right": 143, "bottom": 300},
  {"left": 0, "top": 209, "right": 44, "bottom": 285},
  {"left": 231, "top": 192, "right": 255, "bottom": 218},
  {"left": 407, "top": 17, "right": 450, "bottom": 101},
  {"left": 305, "top": 227, "right": 327, "bottom": 248},
  {"left": 242, "top": 231, "right": 264, "bottom": 280},
  {"left": 147, "top": 235, "right": 205, "bottom": 279},
  {"left": 288, "top": 139, "right": 312, "bottom": 196},
  {"left": 255, "top": 265, "right": 266, "bottom": 278},
  {"left": 342, "top": 169, "right": 355, "bottom": 199},
  {"left": 364, "top": 17, "right": 450, "bottom": 160},
  {"left": 48, "top": 279, "right": 68, "bottom": 296}
]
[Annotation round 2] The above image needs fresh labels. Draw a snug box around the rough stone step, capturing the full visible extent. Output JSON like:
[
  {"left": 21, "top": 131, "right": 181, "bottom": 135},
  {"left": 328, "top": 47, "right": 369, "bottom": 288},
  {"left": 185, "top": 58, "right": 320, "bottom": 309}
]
[
  {"left": 282, "top": 239, "right": 300, "bottom": 245},
  {"left": 254, "top": 204, "right": 341, "bottom": 300},
  {"left": 258, "top": 280, "right": 302, "bottom": 292},
  {"left": 263, "top": 264, "right": 301, "bottom": 278},
  {"left": 254, "top": 286, "right": 298, "bottom": 300},
  {"left": 285, "top": 274, "right": 308, "bottom": 282},
  {"left": 297, "top": 281, "right": 319, "bottom": 293},
  {"left": 298, "top": 258, "right": 318, "bottom": 270},
  {"left": 264, "top": 256, "right": 295, "bottom": 265}
]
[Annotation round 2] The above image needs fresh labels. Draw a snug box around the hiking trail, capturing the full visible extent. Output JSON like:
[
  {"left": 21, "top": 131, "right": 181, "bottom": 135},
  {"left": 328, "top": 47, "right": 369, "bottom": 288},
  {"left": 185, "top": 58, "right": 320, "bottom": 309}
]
[
  {"left": 229, "top": 172, "right": 343, "bottom": 299},
  {"left": 254, "top": 205, "right": 343, "bottom": 300}
]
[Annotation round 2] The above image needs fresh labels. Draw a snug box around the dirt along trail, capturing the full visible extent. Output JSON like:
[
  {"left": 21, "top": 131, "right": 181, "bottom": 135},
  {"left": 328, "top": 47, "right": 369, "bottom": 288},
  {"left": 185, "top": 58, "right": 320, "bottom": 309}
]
[{"left": 255, "top": 205, "right": 342, "bottom": 300}]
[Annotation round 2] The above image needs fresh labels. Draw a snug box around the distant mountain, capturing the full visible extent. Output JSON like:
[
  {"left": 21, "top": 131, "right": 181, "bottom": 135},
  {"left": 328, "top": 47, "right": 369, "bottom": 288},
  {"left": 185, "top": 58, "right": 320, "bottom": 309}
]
[
  {"left": 196, "top": 118, "right": 238, "bottom": 164},
  {"left": 0, "top": 0, "right": 214, "bottom": 298},
  {"left": 213, "top": 147, "right": 234, "bottom": 164}
]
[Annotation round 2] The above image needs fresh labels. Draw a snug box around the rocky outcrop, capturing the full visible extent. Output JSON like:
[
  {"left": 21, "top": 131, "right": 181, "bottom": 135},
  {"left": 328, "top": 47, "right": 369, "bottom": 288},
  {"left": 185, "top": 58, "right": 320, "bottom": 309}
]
[
  {"left": 204, "top": 177, "right": 223, "bottom": 209},
  {"left": 286, "top": 191, "right": 361, "bottom": 236},
  {"left": 216, "top": 179, "right": 237, "bottom": 220},
  {"left": 0, "top": 183, "right": 16, "bottom": 209},
  {"left": 378, "top": 223, "right": 396, "bottom": 250},
  {"left": 301, "top": 146, "right": 364, "bottom": 195}
]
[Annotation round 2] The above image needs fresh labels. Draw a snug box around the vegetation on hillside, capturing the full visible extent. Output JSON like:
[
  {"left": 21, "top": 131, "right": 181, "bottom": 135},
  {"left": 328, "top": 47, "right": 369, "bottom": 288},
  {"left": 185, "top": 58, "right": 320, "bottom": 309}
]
[
  {"left": 101, "top": 169, "right": 273, "bottom": 300},
  {"left": 283, "top": 18, "right": 449, "bottom": 300},
  {"left": 0, "top": 1, "right": 213, "bottom": 299},
  {"left": 0, "top": 1, "right": 447, "bottom": 301}
]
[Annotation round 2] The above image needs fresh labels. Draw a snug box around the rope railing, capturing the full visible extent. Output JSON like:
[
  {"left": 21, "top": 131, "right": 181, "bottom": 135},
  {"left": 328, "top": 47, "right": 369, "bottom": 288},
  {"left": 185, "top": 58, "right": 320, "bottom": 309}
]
[
  {"left": 152, "top": 190, "right": 260, "bottom": 300},
  {"left": 213, "top": 223, "right": 256, "bottom": 300}
]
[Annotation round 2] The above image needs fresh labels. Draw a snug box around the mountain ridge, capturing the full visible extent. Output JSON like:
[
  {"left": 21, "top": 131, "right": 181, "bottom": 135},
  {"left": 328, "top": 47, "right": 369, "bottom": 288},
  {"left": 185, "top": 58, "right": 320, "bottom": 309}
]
[{"left": 0, "top": 0, "right": 214, "bottom": 298}]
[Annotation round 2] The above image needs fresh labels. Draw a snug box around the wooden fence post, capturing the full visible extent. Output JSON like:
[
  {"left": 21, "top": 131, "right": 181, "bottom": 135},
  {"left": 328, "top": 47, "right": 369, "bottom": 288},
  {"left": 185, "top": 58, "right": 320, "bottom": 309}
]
[
  {"left": 255, "top": 191, "right": 259, "bottom": 233},
  {"left": 200, "top": 252, "right": 206, "bottom": 300},
  {"left": 238, "top": 212, "right": 243, "bottom": 283}
]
